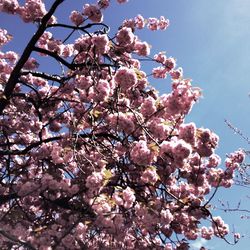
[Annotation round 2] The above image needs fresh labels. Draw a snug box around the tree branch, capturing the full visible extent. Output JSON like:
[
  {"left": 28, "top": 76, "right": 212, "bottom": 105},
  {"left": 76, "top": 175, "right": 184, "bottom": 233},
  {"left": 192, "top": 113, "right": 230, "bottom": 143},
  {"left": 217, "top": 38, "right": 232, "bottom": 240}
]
[
  {"left": 20, "top": 70, "right": 68, "bottom": 84},
  {"left": 0, "top": 136, "right": 61, "bottom": 156},
  {"left": 47, "top": 22, "right": 110, "bottom": 34},
  {"left": 33, "top": 46, "right": 115, "bottom": 70}
]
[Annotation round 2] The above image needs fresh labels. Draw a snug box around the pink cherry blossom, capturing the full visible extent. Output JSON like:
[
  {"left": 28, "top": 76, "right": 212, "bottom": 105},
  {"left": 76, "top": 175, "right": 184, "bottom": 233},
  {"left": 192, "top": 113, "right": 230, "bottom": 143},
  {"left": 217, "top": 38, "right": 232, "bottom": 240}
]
[
  {"left": 134, "top": 14, "right": 145, "bottom": 29},
  {"left": 18, "top": 0, "right": 47, "bottom": 23},
  {"left": 122, "top": 187, "right": 135, "bottom": 208},
  {"left": 141, "top": 166, "right": 159, "bottom": 184},
  {"left": 0, "top": 0, "right": 19, "bottom": 14},
  {"left": 152, "top": 66, "right": 168, "bottom": 78},
  {"left": 134, "top": 41, "right": 150, "bottom": 56},
  {"left": 70, "top": 10, "right": 84, "bottom": 26},
  {"left": 117, "top": 0, "right": 128, "bottom": 3},
  {"left": 212, "top": 216, "right": 229, "bottom": 237},
  {"left": 179, "top": 122, "right": 196, "bottom": 145},
  {"left": 116, "top": 27, "right": 135, "bottom": 47},
  {"left": 140, "top": 96, "right": 157, "bottom": 117},
  {"left": 159, "top": 16, "right": 170, "bottom": 30},
  {"left": 201, "top": 226, "right": 214, "bottom": 240},
  {"left": 98, "top": 0, "right": 110, "bottom": 9},
  {"left": 170, "top": 67, "right": 183, "bottom": 80},
  {"left": 114, "top": 66, "right": 137, "bottom": 90},
  {"left": 0, "top": 28, "right": 12, "bottom": 47},
  {"left": 131, "top": 140, "right": 154, "bottom": 165},
  {"left": 92, "top": 34, "right": 109, "bottom": 54},
  {"left": 83, "top": 4, "right": 103, "bottom": 23},
  {"left": 154, "top": 51, "right": 167, "bottom": 63},
  {"left": 148, "top": 17, "right": 159, "bottom": 31}
]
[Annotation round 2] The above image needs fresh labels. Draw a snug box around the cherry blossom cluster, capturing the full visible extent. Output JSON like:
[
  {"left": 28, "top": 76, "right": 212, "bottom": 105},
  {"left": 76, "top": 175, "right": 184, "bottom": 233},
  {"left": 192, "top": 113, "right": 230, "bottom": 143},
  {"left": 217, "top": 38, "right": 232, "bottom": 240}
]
[
  {"left": 225, "top": 149, "right": 245, "bottom": 171},
  {"left": 0, "top": 0, "right": 49, "bottom": 23},
  {"left": 71, "top": 0, "right": 128, "bottom": 25},
  {"left": 123, "top": 14, "right": 169, "bottom": 31},
  {"left": 0, "top": 0, "right": 244, "bottom": 249},
  {"left": 0, "top": 28, "right": 12, "bottom": 47}
]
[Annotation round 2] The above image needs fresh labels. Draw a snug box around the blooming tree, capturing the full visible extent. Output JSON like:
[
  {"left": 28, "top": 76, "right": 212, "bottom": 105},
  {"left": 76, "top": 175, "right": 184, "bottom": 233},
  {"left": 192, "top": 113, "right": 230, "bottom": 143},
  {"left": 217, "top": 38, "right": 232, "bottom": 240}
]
[{"left": 0, "top": 0, "right": 245, "bottom": 249}]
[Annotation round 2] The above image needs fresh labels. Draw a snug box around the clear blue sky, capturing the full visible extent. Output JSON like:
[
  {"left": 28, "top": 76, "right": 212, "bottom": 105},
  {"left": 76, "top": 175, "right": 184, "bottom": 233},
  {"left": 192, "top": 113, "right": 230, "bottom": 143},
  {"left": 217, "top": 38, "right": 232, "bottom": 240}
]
[{"left": 1, "top": 0, "right": 250, "bottom": 249}]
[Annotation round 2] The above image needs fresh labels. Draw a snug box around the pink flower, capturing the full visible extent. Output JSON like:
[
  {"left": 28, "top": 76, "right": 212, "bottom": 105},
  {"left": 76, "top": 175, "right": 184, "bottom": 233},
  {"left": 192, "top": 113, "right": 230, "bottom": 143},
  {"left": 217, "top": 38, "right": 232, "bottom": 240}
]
[
  {"left": 122, "top": 187, "right": 135, "bottom": 209},
  {"left": 158, "top": 16, "right": 170, "bottom": 30},
  {"left": 141, "top": 167, "right": 159, "bottom": 184},
  {"left": 83, "top": 4, "right": 103, "bottom": 23},
  {"left": 208, "top": 154, "right": 221, "bottom": 168},
  {"left": 154, "top": 52, "right": 167, "bottom": 64},
  {"left": 130, "top": 140, "right": 154, "bottom": 165},
  {"left": 76, "top": 75, "right": 92, "bottom": 89},
  {"left": 170, "top": 67, "right": 183, "bottom": 80},
  {"left": 51, "top": 143, "right": 64, "bottom": 164},
  {"left": 234, "top": 233, "right": 241, "bottom": 240},
  {"left": 113, "top": 192, "right": 124, "bottom": 206},
  {"left": 61, "top": 235, "right": 75, "bottom": 249},
  {"left": 86, "top": 172, "right": 103, "bottom": 189},
  {"left": 197, "top": 128, "right": 219, "bottom": 157},
  {"left": 134, "top": 14, "right": 145, "bottom": 29},
  {"left": 212, "top": 216, "right": 229, "bottom": 237},
  {"left": 134, "top": 41, "right": 150, "bottom": 56},
  {"left": 164, "top": 57, "right": 176, "bottom": 71},
  {"left": 114, "top": 67, "right": 137, "bottom": 90},
  {"left": 18, "top": 0, "right": 47, "bottom": 23},
  {"left": 148, "top": 118, "right": 170, "bottom": 140},
  {"left": 152, "top": 66, "right": 168, "bottom": 78},
  {"left": 92, "top": 34, "right": 109, "bottom": 54},
  {"left": 0, "top": 28, "right": 12, "bottom": 47},
  {"left": 201, "top": 226, "right": 214, "bottom": 240},
  {"left": 93, "top": 199, "right": 111, "bottom": 214},
  {"left": 227, "top": 149, "right": 245, "bottom": 164},
  {"left": 107, "top": 112, "right": 135, "bottom": 134},
  {"left": 74, "top": 35, "right": 91, "bottom": 52},
  {"left": 61, "top": 44, "right": 74, "bottom": 58},
  {"left": 140, "top": 96, "right": 156, "bottom": 117},
  {"left": 160, "top": 141, "right": 174, "bottom": 157},
  {"left": 147, "top": 17, "right": 159, "bottom": 31},
  {"left": 3, "top": 51, "right": 18, "bottom": 63},
  {"left": 23, "top": 57, "right": 39, "bottom": 70},
  {"left": 117, "top": 0, "right": 128, "bottom": 3},
  {"left": 173, "top": 140, "right": 192, "bottom": 160},
  {"left": 98, "top": 0, "right": 110, "bottom": 9},
  {"left": 122, "top": 18, "right": 135, "bottom": 29},
  {"left": 179, "top": 122, "right": 196, "bottom": 145},
  {"left": 0, "top": 0, "right": 19, "bottom": 14},
  {"left": 94, "top": 79, "right": 111, "bottom": 101},
  {"left": 116, "top": 27, "right": 135, "bottom": 47},
  {"left": 70, "top": 10, "right": 84, "bottom": 26},
  {"left": 37, "top": 31, "right": 52, "bottom": 46}
]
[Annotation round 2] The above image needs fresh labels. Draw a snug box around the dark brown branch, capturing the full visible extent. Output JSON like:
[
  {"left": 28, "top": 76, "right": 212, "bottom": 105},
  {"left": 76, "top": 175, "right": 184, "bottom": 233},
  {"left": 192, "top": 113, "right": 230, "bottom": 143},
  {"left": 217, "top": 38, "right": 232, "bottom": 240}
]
[
  {"left": 40, "top": 193, "right": 96, "bottom": 218},
  {"left": 78, "top": 132, "right": 122, "bottom": 142},
  {"left": 47, "top": 22, "right": 110, "bottom": 34},
  {"left": 20, "top": 70, "right": 68, "bottom": 83},
  {"left": 0, "top": 136, "right": 61, "bottom": 156},
  {"left": 34, "top": 46, "right": 74, "bottom": 69},
  {"left": 0, "top": 132, "right": 121, "bottom": 156},
  {"left": 0, "top": 193, "right": 18, "bottom": 206},
  {"left": 34, "top": 46, "right": 116, "bottom": 70}
]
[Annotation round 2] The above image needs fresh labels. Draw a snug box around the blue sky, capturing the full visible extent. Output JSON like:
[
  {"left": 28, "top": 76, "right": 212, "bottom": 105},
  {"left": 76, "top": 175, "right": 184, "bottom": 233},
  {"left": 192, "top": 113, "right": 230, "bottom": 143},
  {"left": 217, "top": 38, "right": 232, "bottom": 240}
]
[{"left": 1, "top": 0, "right": 250, "bottom": 249}]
